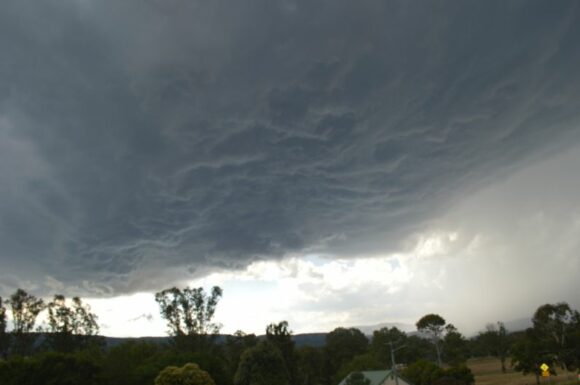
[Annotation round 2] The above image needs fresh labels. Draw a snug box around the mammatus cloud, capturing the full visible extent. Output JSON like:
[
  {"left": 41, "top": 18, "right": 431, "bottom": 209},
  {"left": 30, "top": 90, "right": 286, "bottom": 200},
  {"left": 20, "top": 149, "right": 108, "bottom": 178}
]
[{"left": 0, "top": 0, "right": 580, "bottom": 302}]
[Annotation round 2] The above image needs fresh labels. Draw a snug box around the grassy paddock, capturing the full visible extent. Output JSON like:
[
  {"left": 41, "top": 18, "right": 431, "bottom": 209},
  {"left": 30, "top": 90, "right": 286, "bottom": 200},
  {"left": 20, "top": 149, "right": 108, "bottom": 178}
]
[{"left": 467, "top": 357, "right": 578, "bottom": 385}]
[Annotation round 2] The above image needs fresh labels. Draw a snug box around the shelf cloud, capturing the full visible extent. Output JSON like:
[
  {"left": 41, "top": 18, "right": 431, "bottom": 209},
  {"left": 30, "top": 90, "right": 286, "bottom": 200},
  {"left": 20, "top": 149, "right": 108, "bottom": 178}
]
[{"left": 1, "top": 0, "right": 580, "bottom": 310}]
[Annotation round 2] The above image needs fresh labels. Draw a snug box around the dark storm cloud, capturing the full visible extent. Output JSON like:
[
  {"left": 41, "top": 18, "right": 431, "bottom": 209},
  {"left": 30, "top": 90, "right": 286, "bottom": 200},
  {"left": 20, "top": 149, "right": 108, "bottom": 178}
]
[{"left": 1, "top": 0, "right": 580, "bottom": 295}]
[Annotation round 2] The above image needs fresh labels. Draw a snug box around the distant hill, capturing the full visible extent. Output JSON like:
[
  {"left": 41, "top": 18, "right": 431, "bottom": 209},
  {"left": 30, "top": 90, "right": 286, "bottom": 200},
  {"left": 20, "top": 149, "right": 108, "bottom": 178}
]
[
  {"left": 354, "top": 318, "right": 534, "bottom": 338},
  {"left": 102, "top": 333, "right": 328, "bottom": 349},
  {"left": 101, "top": 322, "right": 417, "bottom": 348},
  {"left": 292, "top": 333, "right": 327, "bottom": 347},
  {"left": 503, "top": 317, "right": 532, "bottom": 333},
  {"left": 101, "top": 318, "right": 532, "bottom": 348},
  {"left": 353, "top": 322, "right": 416, "bottom": 335},
  {"left": 104, "top": 335, "right": 171, "bottom": 348}
]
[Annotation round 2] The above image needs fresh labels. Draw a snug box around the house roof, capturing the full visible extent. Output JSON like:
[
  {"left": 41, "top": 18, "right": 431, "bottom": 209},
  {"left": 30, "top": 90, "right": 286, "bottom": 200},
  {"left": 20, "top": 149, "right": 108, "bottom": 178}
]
[{"left": 338, "top": 370, "right": 411, "bottom": 385}]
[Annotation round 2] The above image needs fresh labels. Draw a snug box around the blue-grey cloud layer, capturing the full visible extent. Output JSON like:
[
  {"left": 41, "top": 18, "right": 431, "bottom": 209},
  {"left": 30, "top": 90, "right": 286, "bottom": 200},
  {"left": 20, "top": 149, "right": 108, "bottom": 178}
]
[{"left": 1, "top": 0, "right": 580, "bottom": 294}]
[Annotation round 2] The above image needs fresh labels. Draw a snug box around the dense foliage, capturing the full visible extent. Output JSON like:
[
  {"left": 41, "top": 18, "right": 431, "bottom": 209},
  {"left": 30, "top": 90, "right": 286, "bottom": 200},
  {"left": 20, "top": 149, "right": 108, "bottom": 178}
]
[
  {"left": 155, "top": 363, "right": 216, "bottom": 385},
  {"left": 402, "top": 360, "right": 474, "bottom": 385},
  {"left": 0, "top": 287, "right": 578, "bottom": 385},
  {"left": 0, "top": 352, "right": 102, "bottom": 385},
  {"left": 234, "top": 341, "right": 289, "bottom": 385}
]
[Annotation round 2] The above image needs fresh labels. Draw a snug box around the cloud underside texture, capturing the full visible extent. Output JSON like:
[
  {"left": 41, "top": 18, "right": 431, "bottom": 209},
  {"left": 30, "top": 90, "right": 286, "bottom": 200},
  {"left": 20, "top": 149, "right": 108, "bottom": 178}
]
[{"left": 1, "top": 0, "right": 580, "bottom": 295}]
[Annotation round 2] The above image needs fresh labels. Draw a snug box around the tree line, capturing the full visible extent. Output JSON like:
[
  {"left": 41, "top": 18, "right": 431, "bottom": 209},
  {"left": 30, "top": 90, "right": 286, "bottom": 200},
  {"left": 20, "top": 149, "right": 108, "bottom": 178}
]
[
  {"left": 0, "top": 286, "right": 579, "bottom": 385},
  {"left": 0, "top": 289, "right": 100, "bottom": 358}
]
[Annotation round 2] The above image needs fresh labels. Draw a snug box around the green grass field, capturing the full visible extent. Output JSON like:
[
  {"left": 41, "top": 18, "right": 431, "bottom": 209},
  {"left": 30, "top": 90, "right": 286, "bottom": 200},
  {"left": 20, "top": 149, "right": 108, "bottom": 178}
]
[{"left": 467, "top": 357, "right": 578, "bottom": 385}]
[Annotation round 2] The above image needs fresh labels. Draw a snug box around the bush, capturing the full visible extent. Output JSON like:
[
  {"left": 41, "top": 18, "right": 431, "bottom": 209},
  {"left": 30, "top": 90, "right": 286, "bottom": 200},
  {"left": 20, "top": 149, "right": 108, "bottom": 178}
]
[
  {"left": 0, "top": 352, "right": 102, "bottom": 385},
  {"left": 402, "top": 360, "right": 474, "bottom": 385},
  {"left": 155, "top": 362, "right": 216, "bottom": 385}
]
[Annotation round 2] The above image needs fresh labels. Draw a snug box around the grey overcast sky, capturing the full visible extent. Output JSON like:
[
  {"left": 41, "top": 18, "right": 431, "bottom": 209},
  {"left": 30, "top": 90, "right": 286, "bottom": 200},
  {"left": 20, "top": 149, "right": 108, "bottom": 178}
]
[{"left": 1, "top": 0, "right": 580, "bottom": 336}]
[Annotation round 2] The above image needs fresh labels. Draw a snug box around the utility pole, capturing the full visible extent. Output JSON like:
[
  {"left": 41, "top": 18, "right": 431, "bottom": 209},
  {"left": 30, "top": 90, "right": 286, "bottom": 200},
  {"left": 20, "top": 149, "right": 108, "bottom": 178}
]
[{"left": 388, "top": 341, "right": 405, "bottom": 385}]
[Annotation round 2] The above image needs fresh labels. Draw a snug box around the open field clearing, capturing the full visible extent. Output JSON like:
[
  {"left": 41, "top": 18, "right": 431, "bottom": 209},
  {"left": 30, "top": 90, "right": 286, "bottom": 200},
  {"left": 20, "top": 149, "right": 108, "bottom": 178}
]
[{"left": 468, "top": 357, "right": 578, "bottom": 385}]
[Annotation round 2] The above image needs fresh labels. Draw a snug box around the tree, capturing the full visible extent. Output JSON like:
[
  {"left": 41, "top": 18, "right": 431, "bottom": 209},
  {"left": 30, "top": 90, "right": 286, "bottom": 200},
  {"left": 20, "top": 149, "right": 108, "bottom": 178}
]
[
  {"left": 0, "top": 297, "right": 8, "bottom": 359},
  {"left": 101, "top": 340, "right": 165, "bottom": 385},
  {"left": 402, "top": 360, "right": 445, "bottom": 385},
  {"left": 345, "top": 372, "right": 371, "bottom": 385},
  {"left": 335, "top": 353, "right": 384, "bottom": 384},
  {"left": 478, "top": 322, "right": 509, "bottom": 373},
  {"left": 442, "top": 365, "right": 475, "bottom": 385},
  {"left": 404, "top": 335, "right": 436, "bottom": 364},
  {"left": 570, "top": 322, "right": 580, "bottom": 372},
  {"left": 296, "top": 346, "right": 325, "bottom": 385},
  {"left": 324, "top": 327, "right": 369, "bottom": 382},
  {"left": 46, "top": 295, "right": 100, "bottom": 352},
  {"left": 155, "top": 362, "right": 216, "bottom": 385},
  {"left": 266, "top": 321, "right": 297, "bottom": 385},
  {"left": 511, "top": 328, "right": 552, "bottom": 385},
  {"left": 0, "top": 351, "right": 102, "bottom": 385},
  {"left": 442, "top": 324, "right": 469, "bottom": 366},
  {"left": 369, "top": 327, "right": 407, "bottom": 365},
  {"left": 532, "top": 302, "right": 579, "bottom": 371},
  {"left": 7, "top": 289, "right": 44, "bottom": 355},
  {"left": 155, "top": 286, "right": 223, "bottom": 350},
  {"left": 403, "top": 360, "right": 474, "bottom": 385},
  {"left": 416, "top": 314, "right": 446, "bottom": 367},
  {"left": 234, "top": 341, "right": 290, "bottom": 385},
  {"left": 101, "top": 340, "right": 230, "bottom": 385},
  {"left": 224, "top": 331, "right": 259, "bottom": 377}
]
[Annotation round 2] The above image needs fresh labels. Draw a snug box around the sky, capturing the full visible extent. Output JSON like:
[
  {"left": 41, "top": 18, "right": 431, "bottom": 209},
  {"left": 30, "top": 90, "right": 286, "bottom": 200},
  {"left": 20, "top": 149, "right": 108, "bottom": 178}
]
[{"left": 1, "top": 0, "right": 580, "bottom": 337}]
